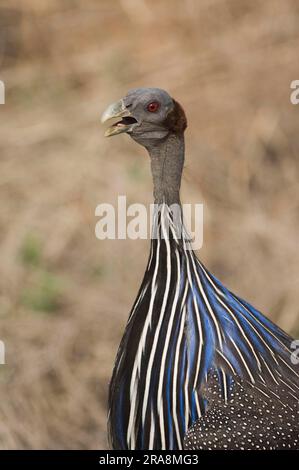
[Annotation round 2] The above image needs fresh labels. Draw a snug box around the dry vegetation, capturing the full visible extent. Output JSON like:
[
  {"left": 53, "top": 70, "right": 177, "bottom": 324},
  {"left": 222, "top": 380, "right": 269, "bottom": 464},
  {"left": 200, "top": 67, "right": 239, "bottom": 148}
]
[{"left": 0, "top": 0, "right": 298, "bottom": 449}]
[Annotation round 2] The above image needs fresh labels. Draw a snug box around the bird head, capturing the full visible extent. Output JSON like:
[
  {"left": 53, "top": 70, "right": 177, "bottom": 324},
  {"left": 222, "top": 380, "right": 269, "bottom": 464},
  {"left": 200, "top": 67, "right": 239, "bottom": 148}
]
[{"left": 101, "top": 88, "right": 187, "bottom": 147}]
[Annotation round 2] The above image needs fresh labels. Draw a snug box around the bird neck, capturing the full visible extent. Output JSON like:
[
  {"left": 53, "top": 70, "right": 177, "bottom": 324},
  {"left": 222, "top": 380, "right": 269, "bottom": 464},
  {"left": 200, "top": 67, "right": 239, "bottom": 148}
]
[{"left": 147, "top": 133, "right": 185, "bottom": 205}]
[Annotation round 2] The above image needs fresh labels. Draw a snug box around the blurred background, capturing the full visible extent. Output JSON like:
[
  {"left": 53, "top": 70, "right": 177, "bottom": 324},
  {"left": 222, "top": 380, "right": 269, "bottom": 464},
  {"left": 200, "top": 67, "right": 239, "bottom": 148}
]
[{"left": 0, "top": 0, "right": 299, "bottom": 450}]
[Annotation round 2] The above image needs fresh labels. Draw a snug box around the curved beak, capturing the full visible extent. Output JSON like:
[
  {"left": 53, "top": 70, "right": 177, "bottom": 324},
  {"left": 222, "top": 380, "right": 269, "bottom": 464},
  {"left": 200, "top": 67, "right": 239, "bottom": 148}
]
[{"left": 101, "top": 99, "right": 137, "bottom": 137}]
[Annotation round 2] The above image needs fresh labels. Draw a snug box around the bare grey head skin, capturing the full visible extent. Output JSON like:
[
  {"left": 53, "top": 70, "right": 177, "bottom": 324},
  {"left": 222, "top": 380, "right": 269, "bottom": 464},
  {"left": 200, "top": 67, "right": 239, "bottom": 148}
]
[{"left": 101, "top": 88, "right": 187, "bottom": 205}]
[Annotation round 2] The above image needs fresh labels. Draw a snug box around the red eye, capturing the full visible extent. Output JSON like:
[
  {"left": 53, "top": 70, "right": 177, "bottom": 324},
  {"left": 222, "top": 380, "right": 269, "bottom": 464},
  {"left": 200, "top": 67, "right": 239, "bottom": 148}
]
[{"left": 147, "top": 101, "right": 160, "bottom": 113}]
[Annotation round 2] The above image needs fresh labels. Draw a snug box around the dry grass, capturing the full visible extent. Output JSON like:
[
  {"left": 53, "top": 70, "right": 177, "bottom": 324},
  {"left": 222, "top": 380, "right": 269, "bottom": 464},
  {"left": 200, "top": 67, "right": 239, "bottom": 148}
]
[{"left": 0, "top": 0, "right": 298, "bottom": 449}]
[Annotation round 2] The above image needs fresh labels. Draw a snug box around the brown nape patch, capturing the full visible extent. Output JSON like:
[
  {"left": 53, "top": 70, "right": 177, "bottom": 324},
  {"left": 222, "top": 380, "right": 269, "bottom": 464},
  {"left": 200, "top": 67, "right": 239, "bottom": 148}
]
[{"left": 164, "top": 99, "right": 188, "bottom": 134}]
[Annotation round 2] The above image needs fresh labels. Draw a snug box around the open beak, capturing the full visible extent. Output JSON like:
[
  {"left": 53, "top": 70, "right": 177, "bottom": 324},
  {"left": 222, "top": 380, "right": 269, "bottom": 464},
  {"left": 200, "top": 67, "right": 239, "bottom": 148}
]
[{"left": 101, "top": 99, "right": 137, "bottom": 137}]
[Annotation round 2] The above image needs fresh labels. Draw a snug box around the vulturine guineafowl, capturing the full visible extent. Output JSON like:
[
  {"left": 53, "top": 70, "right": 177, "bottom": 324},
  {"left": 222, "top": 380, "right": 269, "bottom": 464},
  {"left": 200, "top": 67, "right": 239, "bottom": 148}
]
[{"left": 101, "top": 88, "right": 299, "bottom": 450}]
